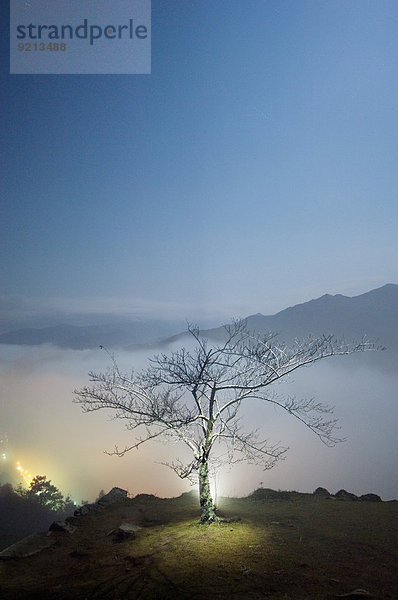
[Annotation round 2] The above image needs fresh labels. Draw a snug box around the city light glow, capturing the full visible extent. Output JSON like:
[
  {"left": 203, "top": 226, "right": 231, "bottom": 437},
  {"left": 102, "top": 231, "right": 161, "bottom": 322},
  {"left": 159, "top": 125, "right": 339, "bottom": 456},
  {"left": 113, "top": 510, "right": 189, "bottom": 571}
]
[{"left": 16, "top": 461, "right": 33, "bottom": 486}]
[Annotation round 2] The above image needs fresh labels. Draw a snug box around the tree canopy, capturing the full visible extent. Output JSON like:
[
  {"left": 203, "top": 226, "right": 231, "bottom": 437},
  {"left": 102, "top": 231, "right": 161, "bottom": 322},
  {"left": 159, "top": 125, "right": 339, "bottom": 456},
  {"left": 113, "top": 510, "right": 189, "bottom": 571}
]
[{"left": 74, "top": 321, "right": 379, "bottom": 522}]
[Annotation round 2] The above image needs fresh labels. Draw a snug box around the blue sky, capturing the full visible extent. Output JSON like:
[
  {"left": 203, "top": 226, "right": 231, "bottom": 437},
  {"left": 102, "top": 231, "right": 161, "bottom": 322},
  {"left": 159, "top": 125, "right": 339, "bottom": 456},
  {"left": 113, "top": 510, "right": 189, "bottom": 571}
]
[{"left": 1, "top": 0, "right": 398, "bottom": 322}]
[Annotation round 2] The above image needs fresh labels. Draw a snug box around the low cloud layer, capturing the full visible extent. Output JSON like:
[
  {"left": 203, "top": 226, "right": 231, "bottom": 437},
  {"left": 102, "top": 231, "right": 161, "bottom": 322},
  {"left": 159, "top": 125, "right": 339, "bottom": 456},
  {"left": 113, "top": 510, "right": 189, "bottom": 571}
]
[
  {"left": 0, "top": 294, "right": 251, "bottom": 334},
  {"left": 1, "top": 343, "right": 397, "bottom": 503}
]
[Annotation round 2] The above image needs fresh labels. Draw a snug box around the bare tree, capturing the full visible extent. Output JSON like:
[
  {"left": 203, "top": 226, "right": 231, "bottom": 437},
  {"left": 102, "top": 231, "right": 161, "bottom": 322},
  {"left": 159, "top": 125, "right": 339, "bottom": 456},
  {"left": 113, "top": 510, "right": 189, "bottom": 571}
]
[{"left": 74, "top": 321, "right": 379, "bottom": 522}]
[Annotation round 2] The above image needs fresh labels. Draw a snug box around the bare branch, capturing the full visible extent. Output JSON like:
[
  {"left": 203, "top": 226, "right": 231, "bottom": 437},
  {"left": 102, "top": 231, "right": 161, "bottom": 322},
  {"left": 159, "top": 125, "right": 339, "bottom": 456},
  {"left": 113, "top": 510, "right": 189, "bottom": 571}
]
[{"left": 74, "top": 320, "right": 381, "bottom": 521}]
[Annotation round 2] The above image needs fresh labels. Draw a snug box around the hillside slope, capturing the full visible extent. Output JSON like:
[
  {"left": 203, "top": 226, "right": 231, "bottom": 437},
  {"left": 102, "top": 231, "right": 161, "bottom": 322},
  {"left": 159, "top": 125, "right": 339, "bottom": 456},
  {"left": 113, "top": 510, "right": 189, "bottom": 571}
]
[
  {"left": 1, "top": 492, "right": 397, "bottom": 600},
  {"left": 162, "top": 284, "right": 398, "bottom": 351},
  {"left": 0, "top": 284, "right": 396, "bottom": 351}
]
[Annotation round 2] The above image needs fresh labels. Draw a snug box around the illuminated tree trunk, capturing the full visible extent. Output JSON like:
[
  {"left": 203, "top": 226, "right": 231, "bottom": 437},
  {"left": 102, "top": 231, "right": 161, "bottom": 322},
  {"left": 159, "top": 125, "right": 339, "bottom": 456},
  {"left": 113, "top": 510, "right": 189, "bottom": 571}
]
[{"left": 199, "top": 458, "right": 216, "bottom": 523}]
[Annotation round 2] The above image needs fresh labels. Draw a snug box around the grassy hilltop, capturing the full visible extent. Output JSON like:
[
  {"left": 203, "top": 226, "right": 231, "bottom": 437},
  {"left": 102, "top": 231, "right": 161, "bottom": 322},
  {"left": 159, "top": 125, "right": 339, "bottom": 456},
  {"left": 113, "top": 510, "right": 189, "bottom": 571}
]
[{"left": 1, "top": 490, "right": 397, "bottom": 600}]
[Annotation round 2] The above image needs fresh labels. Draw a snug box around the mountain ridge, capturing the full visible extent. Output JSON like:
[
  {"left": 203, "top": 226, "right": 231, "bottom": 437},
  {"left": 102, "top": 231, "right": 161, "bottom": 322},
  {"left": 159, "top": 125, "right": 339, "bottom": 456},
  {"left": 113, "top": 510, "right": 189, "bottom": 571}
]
[
  {"left": 158, "top": 283, "right": 398, "bottom": 350},
  {"left": 0, "top": 284, "right": 397, "bottom": 350}
]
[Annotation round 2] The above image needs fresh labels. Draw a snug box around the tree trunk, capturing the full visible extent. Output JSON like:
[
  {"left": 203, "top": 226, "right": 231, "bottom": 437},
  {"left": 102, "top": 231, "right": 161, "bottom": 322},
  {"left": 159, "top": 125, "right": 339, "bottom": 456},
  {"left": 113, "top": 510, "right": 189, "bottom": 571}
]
[{"left": 199, "top": 459, "right": 216, "bottom": 523}]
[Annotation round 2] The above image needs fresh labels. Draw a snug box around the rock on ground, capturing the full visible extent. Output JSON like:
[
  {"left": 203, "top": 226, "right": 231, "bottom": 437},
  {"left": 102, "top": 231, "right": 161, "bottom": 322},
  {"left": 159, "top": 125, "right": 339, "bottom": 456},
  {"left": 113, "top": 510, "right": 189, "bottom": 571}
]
[
  {"left": 0, "top": 533, "right": 56, "bottom": 560},
  {"left": 74, "top": 486, "right": 128, "bottom": 516},
  {"left": 49, "top": 520, "right": 76, "bottom": 533}
]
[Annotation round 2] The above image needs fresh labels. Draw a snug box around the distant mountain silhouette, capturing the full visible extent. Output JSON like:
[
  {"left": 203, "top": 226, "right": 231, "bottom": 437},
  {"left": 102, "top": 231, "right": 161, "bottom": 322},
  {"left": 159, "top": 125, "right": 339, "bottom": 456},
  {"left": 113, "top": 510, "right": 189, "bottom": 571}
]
[
  {"left": 0, "top": 320, "right": 184, "bottom": 350},
  {"left": 0, "top": 284, "right": 397, "bottom": 351},
  {"left": 159, "top": 284, "right": 398, "bottom": 351}
]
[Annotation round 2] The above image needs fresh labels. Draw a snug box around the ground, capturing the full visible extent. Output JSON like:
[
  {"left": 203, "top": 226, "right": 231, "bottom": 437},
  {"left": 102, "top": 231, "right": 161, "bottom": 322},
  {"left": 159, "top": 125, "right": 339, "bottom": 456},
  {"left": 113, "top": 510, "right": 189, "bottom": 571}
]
[{"left": 0, "top": 491, "right": 397, "bottom": 599}]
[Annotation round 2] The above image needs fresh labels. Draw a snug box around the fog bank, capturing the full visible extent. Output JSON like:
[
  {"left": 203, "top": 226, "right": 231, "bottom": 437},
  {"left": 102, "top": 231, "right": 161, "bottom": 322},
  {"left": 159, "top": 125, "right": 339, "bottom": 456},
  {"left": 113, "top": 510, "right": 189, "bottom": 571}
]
[{"left": 1, "top": 344, "right": 397, "bottom": 502}]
